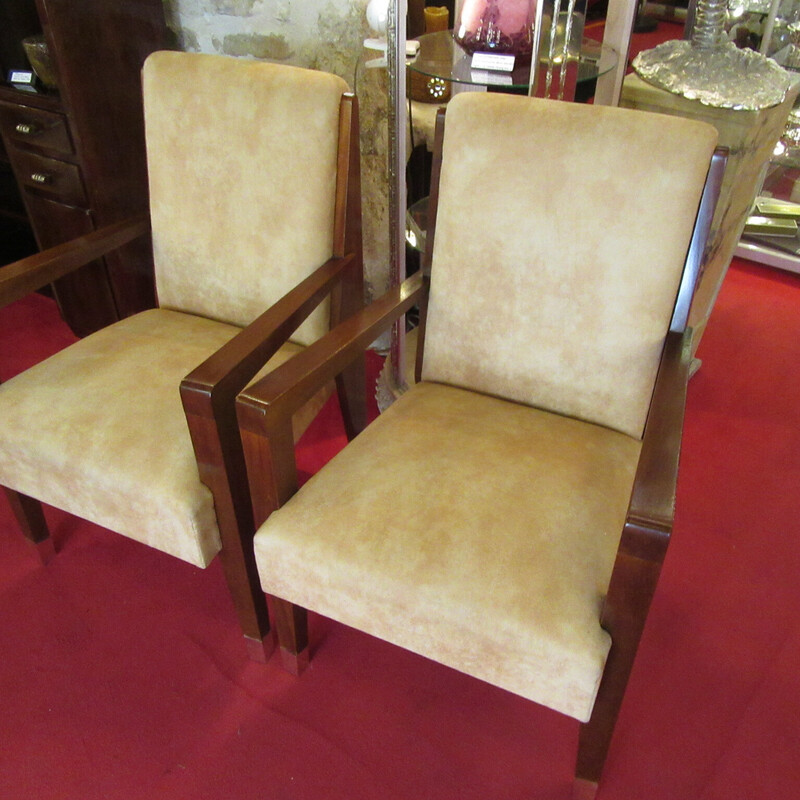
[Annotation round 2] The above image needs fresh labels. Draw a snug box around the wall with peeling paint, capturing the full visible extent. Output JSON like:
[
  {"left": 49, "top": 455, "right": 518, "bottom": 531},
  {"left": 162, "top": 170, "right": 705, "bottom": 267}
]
[{"left": 161, "top": 0, "right": 391, "bottom": 301}]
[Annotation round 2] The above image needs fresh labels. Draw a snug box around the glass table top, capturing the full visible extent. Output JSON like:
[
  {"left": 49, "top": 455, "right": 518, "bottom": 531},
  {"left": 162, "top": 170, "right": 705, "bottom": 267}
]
[{"left": 407, "top": 30, "right": 618, "bottom": 92}]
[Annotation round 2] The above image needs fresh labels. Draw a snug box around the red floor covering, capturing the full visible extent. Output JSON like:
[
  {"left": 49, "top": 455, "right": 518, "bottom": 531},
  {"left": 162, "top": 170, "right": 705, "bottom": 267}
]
[{"left": 1, "top": 256, "right": 799, "bottom": 799}]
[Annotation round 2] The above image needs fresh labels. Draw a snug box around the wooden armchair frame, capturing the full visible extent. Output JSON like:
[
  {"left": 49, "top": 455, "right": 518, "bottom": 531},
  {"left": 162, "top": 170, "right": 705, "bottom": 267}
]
[
  {"left": 0, "top": 93, "right": 366, "bottom": 663},
  {"left": 235, "top": 102, "right": 726, "bottom": 794}
]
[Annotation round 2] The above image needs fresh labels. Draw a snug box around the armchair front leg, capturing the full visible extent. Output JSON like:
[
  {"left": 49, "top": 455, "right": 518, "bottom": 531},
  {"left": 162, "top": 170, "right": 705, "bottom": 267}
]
[
  {"left": 575, "top": 329, "right": 692, "bottom": 796},
  {"left": 575, "top": 545, "right": 665, "bottom": 798},
  {"left": 238, "top": 418, "right": 301, "bottom": 669},
  {"left": 181, "top": 408, "right": 275, "bottom": 661},
  {"left": 181, "top": 255, "right": 358, "bottom": 661}
]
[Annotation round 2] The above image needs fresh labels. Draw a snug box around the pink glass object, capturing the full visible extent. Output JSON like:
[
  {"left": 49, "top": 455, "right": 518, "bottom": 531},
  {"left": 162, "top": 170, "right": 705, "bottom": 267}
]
[{"left": 454, "top": 0, "right": 535, "bottom": 58}]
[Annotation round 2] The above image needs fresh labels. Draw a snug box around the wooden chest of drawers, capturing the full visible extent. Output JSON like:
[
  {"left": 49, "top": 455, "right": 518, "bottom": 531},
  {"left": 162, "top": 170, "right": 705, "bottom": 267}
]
[
  {"left": 0, "top": 0, "right": 168, "bottom": 337},
  {"left": 0, "top": 89, "right": 117, "bottom": 335}
]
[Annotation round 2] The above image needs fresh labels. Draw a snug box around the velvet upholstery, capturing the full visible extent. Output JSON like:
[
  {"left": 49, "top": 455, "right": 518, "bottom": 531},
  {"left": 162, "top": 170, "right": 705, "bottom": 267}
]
[
  {"left": 247, "top": 92, "right": 720, "bottom": 733},
  {"left": 143, "top": 52, "right": 349, "bottom": 346},
  {"left": 0, "top": 53, "right": 354, "bottom": 577},
  {"left": 254, "top": 381, "right": 641, "bottom": 721},
  {"left": 422, "top": 94, "right": 719, "bottom": 439},
  {"left": 0, "top": 310, "right": 329, "bottom": 567}
]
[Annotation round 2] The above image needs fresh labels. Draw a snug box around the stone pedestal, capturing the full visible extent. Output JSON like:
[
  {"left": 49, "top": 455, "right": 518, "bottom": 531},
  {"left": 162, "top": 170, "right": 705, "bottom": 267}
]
[{"left": 620, "top": 74, "right": 798, "bottom": 359}]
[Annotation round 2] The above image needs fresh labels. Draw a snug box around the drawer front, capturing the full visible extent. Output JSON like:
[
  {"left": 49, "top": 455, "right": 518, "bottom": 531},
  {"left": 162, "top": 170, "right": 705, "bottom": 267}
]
[
  {"left": 24, "top": 193, "right": 119, "bottom": 336},
  {"left": 12, "top": 149, "right": 87, "bottom": 207},
  {"left": 0, "top": 102, "right": 74, "bottom": 157}
]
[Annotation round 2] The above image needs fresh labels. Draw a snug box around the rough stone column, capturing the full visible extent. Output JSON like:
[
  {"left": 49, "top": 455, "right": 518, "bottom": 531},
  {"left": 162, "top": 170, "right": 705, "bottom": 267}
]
[{"left": 161, "top": 0, "right": 391, "bottom": 301}]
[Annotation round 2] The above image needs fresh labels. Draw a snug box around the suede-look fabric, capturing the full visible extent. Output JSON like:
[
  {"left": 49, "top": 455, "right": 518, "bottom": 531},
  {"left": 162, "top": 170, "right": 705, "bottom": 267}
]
[
  {"left": 423, "top": 93, "right": 718, "bottom": 439},
  {"left": 0, "top": 310, "right": 330, "bottom": 568},
  {"left": 254, "top": 382, "right": 642, "bottom": 721},
  {"left": 143, "top": 52, "right": 348, "bottom": 347}
]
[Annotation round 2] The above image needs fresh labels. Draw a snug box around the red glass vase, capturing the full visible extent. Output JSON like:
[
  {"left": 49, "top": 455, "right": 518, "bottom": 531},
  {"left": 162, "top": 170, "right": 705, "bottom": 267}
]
[{"left": 454, "top": 0, "right": 535, "bottom": 59}]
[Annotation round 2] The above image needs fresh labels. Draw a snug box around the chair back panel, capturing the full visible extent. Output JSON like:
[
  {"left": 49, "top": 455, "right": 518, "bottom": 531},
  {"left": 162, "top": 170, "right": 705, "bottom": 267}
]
[
  {"left": 421, "top": 94, "right": 718, "bottom": 439},
  {"left": 142, "top": 52, "right": 348, "bottom": 346}
]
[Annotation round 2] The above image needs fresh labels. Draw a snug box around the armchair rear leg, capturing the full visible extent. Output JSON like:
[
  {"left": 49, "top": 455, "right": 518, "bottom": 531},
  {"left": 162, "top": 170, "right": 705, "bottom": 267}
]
[
  {"left": 575, "top": 553, "right": 662, "bottom": 795},
  {"left": 271, "top": 596, "right": 309, "bottom": 675},
  {"left": 336, "top": 353, "right": 367, "bottom": 440},
  {"left": 3, "top": 488, "right": 55, "bottom": 564}
]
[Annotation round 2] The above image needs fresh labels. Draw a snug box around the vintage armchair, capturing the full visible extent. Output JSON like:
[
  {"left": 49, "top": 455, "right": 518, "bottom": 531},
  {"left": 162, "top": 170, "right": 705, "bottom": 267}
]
[
  {"left": 235, "top": 92, "right": 725, "bottom": 795},
  {"left": 0, "top": 52, "right": 365, "bottom": 661}
]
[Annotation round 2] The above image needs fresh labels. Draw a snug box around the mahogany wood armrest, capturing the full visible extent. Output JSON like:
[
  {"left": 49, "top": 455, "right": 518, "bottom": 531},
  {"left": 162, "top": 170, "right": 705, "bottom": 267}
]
[
  {"left": 180, "top": 252, "right": 362, "bottom": 593},
  {"left": 236, "top": 270, "right": 423, "bottom": 526},
  {"left": 620, "top": 328, "right": 692, "bottom": 563},
  {"left": 181, "top": 254, "right": 358, "bottom": 418},
  {"left": 237, "top": 271, "right": 425, "bottom": 430},
  {"left": 0, "top": 214, "right": 150, "bottom": 310}
]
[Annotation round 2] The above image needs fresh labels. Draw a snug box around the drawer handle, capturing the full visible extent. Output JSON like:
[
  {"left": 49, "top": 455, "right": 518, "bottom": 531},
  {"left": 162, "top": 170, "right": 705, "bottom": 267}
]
[
  {"left": 30, "top": 172, "right": 51, "bottom": 185},
  {"left": 15, "top": 122, "right": 40, "bottom": 136}
]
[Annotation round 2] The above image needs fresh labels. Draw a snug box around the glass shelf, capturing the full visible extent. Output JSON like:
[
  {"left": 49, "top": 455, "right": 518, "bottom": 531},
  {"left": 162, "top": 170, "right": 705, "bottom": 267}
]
[
  {"left": 737, "top": 107, "right": 800, "bottom": 275},
  {"left": 408, "top": 30, "right": 618, "bottom": 93}
]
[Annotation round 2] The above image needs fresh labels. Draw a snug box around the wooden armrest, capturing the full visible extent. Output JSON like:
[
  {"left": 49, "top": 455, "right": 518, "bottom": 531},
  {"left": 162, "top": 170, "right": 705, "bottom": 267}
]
[
  {"left": 237, "top": 271, "right": 425, "bottom": 432},
  {"left": 180, "top": 252, "right": 362, "bottom": 555},
  {"left": 620, "top": 328, "right": 692, "bottom": 562},
  {"left": 235, "top": 271, "right": 424, "bottom": 521},
  {"left": 0, "top": 213, "right": 150, "bottom": 310},
  {"left": 181, "top": 253, "right": 358, "bottom": 417}
]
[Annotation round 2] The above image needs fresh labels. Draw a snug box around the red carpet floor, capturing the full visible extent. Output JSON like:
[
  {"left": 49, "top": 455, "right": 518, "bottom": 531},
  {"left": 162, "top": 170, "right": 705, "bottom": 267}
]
[{"left": 1, "top": 256, "right": 799, "bottom": 799}]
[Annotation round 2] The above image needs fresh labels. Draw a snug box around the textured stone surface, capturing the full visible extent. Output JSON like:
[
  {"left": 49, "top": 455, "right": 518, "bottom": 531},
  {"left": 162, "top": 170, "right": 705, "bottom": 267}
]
[
  {"left": 161, "top": 0, "right": 390, "bottom": 299},
  {"left": 220, "top": 32, "right": 292, "bottom": 59},
  {"left": 621, "top": 74, "right": 798, "bottom": 358}
]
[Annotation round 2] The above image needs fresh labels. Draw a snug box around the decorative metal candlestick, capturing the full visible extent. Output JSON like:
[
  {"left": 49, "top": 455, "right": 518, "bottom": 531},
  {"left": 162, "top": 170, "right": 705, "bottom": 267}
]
[{"left": 632, "top": 0, "right": 791, "bottom": 110}]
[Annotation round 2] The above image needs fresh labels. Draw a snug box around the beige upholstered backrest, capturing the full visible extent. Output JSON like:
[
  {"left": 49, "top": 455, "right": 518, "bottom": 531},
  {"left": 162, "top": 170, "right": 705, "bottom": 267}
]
[
  {"left": 142, "top": 52, "right": 348, "bottom": 346},
  {"left": 422, "top": 94, "right": 718, "bottom": 439}
]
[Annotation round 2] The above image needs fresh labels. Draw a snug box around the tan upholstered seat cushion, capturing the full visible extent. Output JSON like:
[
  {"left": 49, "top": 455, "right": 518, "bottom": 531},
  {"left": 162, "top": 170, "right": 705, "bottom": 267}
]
[
  {"left": 423, "top": 93, "right": 718, "bottom": 439},
  {"left": 0, "top": 309, "right": 329, "bottom": 568},
  {"left": 254, "top": 381, "right": 642, "bottom": 721}
]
